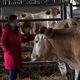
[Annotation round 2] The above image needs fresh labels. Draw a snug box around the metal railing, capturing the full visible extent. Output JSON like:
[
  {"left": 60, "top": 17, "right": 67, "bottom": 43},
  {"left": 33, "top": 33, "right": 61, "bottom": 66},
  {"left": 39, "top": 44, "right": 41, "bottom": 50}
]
[
  {"left": 69, "top": 3, "right": 80, "bottom": 19},
  {"left": 0, "top": 0, "right": 63, "bottom": 7},
  {"left": 0, "top": 0, "right": 72, "bottom": 23}
]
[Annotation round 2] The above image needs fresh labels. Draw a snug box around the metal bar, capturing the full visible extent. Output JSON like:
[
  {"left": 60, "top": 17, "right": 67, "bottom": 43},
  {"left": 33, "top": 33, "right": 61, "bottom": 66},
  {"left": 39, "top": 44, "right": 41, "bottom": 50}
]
[
  {"left": 0, "top": 8, "right": 3, "bottom": 20},
  {"left": 61, "top": 3, "right": 63, "bottom": 19},
  {"left": 70, "top": 3, "right": 73, "bottom": 18},
  {"left": 22, "top": 61, "right": 57, "bottom": 64},
  {"left": 0, "top": 61, "right": 58, "bottom": 65},
  {"left": 0, "top": 0, "right": 63, "bottom": 7},
  {"left": 61, "top": 3, "right": 66, "bottom": 19},
  {"left": 0, "top": 18, "right": 62, "bottom": 22},
  {"left": 73, "top": 4, "right": 80, "bottom": 6},
  {"left": 74, "top": 17, "right": 80, "bottom": 19},
  {"left": 0, "top": 3, "right": 62, "bottom": 7},
  {"left": 68, "top": 0, "right": 70, "bottom": 3},
  {"left": 63, "top": 3, "right": 67, "bottom": 19}
]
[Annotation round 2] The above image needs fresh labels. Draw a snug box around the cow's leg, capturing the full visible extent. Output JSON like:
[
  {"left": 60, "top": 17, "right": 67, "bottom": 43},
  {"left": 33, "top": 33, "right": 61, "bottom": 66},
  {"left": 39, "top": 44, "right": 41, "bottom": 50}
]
[
  {"left": 77, "top": 71, "right": 80, "bottom": 80},
  {"left": 66, "top": 64, "right": 75, "bottom": 80},
  {"left": 75, "top": 69, "right": 80, "bottom": 80},
  {"left": 57, "top": 61, "right": 68, "bottom": 80}
]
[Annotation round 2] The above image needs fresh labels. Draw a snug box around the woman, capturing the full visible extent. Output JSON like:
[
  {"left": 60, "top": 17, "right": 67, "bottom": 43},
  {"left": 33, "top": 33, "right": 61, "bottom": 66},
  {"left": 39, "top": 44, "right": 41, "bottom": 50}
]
[{"left": 1, "top": 14, "right": 34, "bottom": 80}]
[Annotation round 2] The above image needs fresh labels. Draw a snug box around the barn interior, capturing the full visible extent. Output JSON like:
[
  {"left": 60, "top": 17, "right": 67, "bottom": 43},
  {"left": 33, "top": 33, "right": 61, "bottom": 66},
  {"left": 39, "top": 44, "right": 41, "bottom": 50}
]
[{"left": 0, "top": 0, "right": 80, "bottom": 80}]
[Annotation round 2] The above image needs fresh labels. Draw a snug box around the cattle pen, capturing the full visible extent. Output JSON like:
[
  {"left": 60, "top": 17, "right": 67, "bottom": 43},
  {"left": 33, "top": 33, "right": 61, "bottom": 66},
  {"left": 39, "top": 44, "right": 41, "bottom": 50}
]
[
  {"left": 0, "top": 61, "right": 74, "bottom": 80},
  {"left": 0, "top": 0, "right": 80, "bottom": 80}
]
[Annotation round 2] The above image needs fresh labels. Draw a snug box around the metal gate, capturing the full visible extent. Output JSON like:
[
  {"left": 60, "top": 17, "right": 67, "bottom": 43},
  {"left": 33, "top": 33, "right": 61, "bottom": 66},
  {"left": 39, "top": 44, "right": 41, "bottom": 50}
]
[{"left": 0, "top": 0, "right": 70, "bottom": 23}]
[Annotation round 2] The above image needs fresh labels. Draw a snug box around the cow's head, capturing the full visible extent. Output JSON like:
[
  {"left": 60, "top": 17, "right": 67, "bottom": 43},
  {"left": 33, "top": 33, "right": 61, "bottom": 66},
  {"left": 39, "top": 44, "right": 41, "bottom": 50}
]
[
  {"left": 51, "top": 7, "right": 60, "bottom": 16},
  {"left": 45, "top": 7, "right": 60, "bottom": 16},
  {"left": 31, "top": 28, "right": 57, "bottom": 61}
]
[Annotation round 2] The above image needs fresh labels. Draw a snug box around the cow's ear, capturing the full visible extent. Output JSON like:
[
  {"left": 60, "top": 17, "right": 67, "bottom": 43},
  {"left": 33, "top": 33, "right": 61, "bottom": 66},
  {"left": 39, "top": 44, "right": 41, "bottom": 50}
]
[{"left": 64, "top": 23, "right": 69, "bottom": 28}]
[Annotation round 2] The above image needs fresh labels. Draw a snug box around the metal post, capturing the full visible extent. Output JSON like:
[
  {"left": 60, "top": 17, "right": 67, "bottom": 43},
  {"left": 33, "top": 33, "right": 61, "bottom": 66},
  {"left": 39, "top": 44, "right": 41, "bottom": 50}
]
[
  {"left": 63, "top": 3, "right": 67, "bottom": 19},
  {"left": 61, "top": 3, "right": 67, "bottom": 20},
  {"left": 68, "top": 0, "right": 70, "bottom": 3},
  {"left": 70, "top": 0, "right": 73, "bottom": 3},
  {"left": 1, "top": 7, "right": 3, "bottom": 20},
  {"left": 70, "top": 3, "right": 73, "bottom": 18},
  {"left": 0, "top": 7, "right": 4, "bottom": 30},
  {"left": 61, "top": 3, "right": 63, "bottom": 19}
]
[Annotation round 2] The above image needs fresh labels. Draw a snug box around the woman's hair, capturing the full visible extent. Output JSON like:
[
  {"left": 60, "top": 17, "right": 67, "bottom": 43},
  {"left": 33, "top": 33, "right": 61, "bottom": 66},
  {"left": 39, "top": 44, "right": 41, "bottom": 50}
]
[{"left": 8, "top": 14, "right": 17, "bottom": 22}]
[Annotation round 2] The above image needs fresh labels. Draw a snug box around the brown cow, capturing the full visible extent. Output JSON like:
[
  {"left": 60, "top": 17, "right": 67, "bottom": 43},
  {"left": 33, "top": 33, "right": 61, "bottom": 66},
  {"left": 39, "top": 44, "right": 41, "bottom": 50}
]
[{"left": 31, "top": 19, "right": 80, "bottom": 80}]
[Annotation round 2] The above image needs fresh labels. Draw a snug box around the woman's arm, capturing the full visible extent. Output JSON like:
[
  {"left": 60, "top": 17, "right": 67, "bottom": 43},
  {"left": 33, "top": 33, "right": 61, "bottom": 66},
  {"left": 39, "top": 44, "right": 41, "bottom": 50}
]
[{"left": 21, "top": 34, "right": 35, "bottom": 42}]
